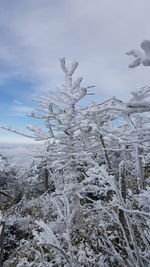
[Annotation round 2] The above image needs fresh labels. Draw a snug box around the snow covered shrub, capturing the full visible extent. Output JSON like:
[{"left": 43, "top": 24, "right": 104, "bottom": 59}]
[{"left": 0, "top": 155, "right": 20, "bottom": 210}]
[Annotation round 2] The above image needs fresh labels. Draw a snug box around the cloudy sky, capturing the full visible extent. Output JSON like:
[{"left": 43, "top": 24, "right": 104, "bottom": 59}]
[{"left": 0, "top": 0, "right": 150, "bottom": 143}]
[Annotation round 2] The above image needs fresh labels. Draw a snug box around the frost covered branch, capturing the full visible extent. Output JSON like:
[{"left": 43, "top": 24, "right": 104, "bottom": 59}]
[{"left": 126, "top": 40, "right": 150, "bottom": 68}]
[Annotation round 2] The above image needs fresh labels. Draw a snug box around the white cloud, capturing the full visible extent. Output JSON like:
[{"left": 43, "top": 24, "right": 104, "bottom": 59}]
[
  {"left": 0, "top": 0, "right": 150, "bottom": 99},
  {"left": 10, "top": 102, "right": 33, "bottom": 115}
]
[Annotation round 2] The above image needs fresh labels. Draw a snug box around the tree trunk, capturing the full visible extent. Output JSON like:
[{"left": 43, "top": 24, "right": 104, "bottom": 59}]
[
  {"left": 43, "top": 168, "right": 49, "bottom": 191},
  {"left": 118, "top": 162, "right": 127, "bottom": 228},
  {"left": 135, "top": 145, "right": 144, "bottom": 192},
  {"left": 100, "top": 134, "right": 111, "bottom": 173}
]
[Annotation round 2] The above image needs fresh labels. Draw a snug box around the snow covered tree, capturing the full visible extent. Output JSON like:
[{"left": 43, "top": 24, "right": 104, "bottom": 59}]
[
  {"left": 2, "top": 41, "right": 150, "bottom": 266},
  {"left": 0, "top": 155, "right": 20, "bottom": 210},
  {"left": 2, "top": 58, "right": 93, "bottom": 143}
]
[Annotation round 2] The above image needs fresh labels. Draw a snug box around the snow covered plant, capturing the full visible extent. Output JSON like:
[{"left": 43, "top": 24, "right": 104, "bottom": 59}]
[
  {"left": 2, "top": 43, "right": 150, "bottom": 266},
  {"left": 126, "top": 40, "right": 150, "bottom": 68},
  {"left": 32, "top": 166, "right": 111, "bottom": 266},
  {"left": 2, "top": 58, "right": 93, "bottom": 143},
  {"left": 32, "top": 163, "right": 150, "bottom": 267},
  {"left": 0, "top": 156, "right": 19, "bottom": 210},
  {"left": 0, "top": 155, "right": 9, "bottom": 173}
]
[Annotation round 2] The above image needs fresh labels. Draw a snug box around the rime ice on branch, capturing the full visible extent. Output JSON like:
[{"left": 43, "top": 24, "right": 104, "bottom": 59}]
[
  {"left": 1, "top": 58, "right": 93, "bottom": 143},
  {"left": 126, "top": 40, "right": 150, "bottom": 68},
  {"left": 87, "top": 85, "right": 150, "bottom": 119}
]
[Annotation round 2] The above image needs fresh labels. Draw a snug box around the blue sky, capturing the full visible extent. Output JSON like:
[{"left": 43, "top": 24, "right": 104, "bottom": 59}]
[{"left": 1, "top": 0, "right": 150, "bottom": 143}]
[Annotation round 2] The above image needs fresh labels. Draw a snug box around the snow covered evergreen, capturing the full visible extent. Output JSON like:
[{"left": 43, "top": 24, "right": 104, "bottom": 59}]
[{"left": 1, "top": 42, "right": 150, "bottom": 266}]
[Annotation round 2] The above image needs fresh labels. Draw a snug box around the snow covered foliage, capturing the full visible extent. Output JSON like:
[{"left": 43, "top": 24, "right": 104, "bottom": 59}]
[
  {"left": 1, "top": 51, "right": 150, "bottom": 266},
  {"left": 2, "top": 58, "right": 93, "bottom": 143},
  {"left": 0, "top": 156, "right": 20, "bottom": 211},
  {"left": 126, "top": 40, "right": 150, "bottom": 68},
  {"left": 0, "top": 155, "right": 9, "bottom": 172}
]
